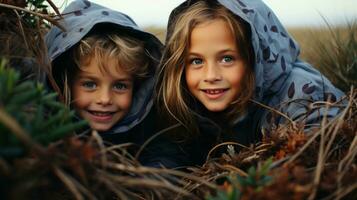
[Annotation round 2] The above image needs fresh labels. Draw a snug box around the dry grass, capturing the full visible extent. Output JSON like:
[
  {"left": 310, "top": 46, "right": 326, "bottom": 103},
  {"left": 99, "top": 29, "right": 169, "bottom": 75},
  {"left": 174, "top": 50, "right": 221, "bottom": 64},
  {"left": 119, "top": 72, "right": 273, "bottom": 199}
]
[
  {"left": 0, "top": 131, "right": 213, "bottom": 199},
  {"left": 1, "top": 2, "right": 356, "bottom": 199},
  {"left": 188, "top": 89, "right": 357, "bottom": 200},
  {"left": 3, "top": 91, "right": 356, "bottom": 199},
  {"left": 287, "top": 26, "right": 352, "bottom": 63},
  {"left": 288, "top": 24, "right": 357, "bottom": 92}
]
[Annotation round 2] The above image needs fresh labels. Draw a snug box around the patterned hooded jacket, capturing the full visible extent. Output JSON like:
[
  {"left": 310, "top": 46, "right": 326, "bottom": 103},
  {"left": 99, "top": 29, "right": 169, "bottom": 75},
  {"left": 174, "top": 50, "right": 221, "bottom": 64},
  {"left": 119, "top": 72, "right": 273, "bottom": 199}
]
[
  {"left": 46, "top": 0, "right": 162, "bottom": 134},
  {"left": 45, "top": 0, "right": 172, "bottom": 167},
  {"left": 164, "top": 0, "right": 345, "bottom": 165}
]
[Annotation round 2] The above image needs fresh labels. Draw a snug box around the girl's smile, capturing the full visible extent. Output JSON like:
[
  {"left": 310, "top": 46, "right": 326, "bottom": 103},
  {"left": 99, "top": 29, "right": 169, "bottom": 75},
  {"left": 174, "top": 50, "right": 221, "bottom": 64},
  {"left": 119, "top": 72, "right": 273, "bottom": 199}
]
[
  {"left": 185, "top": 19, "right": 246, "bottom": 112},
  {"left": 200, "top": 88, "right": 229, "bottom": 100}
]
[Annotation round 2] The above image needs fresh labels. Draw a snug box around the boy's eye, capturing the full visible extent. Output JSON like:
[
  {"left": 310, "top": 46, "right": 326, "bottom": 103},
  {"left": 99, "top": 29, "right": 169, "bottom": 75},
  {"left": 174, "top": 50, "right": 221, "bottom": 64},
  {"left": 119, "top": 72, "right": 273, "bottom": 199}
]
[
  {"left": 82, "top": 81, "right": 96, "bottom": 89},
  {"left": 221, "top": 56, "right": 234, "bottom": 63},
  {"left": 113, "top": 82, "right": 128, "bottom": 91}
]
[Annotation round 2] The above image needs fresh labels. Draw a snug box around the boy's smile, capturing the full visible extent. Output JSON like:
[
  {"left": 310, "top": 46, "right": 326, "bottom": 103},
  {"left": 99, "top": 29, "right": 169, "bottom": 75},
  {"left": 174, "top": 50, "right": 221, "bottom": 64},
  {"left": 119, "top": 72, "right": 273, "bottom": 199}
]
[
  {"left": 86, "top": 110, "right": 117, "bottom": 122},
  {"left": 71, "top": 56, "right": 133, "bottom": 131},
  {"left": 185, "top": 19, "right": 246, "bottom": 112}
]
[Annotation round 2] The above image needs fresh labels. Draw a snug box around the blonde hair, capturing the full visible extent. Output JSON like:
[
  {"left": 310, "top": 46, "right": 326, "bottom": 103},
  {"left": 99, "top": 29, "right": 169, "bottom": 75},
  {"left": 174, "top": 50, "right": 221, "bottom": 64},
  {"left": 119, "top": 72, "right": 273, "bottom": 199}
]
[
  {"left": 53, "top": 32, "right": 150, "bottom": 105},
  {"left": 157, "top": 1, "right": 255, "bottom": 136}
]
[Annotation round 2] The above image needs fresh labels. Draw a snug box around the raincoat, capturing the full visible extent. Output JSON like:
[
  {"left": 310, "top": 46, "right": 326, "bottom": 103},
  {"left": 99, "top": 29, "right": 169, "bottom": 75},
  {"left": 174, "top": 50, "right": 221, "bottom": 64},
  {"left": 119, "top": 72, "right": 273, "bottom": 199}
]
[
  {"left": 45, "top": 0, "right": 178, "bottom": 167},
  {"left": 164, "top": 0, "right": 345, "bottom": 166}
]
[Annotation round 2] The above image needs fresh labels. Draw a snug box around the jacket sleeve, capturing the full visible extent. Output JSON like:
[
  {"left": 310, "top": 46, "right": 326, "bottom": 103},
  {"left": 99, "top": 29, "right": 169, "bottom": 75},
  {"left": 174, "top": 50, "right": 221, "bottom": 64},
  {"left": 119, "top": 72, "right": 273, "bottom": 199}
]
[
  {"left": 287, "top": 62, "right": 345, "bottom": 130},
  {"left": 262, "top": 61, "right": 346, "bottom": 132}
]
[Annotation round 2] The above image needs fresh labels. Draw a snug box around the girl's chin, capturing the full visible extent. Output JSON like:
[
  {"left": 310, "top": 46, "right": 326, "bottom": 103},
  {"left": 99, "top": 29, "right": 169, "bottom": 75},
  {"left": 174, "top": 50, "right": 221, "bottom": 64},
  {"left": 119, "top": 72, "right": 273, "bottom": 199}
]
[{"left": 204, "top": 104, "right": 229, "bottom": 112}]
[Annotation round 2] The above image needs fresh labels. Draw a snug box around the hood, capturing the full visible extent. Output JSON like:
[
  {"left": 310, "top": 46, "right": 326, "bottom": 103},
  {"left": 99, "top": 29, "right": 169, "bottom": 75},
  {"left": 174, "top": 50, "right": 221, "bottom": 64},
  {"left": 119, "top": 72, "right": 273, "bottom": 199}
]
[
  {"left": 166, "top": 0, "right": 300, "bottom": 102},
  {"left": 45, "top": 0, "right": 163, "bottom": 134}
]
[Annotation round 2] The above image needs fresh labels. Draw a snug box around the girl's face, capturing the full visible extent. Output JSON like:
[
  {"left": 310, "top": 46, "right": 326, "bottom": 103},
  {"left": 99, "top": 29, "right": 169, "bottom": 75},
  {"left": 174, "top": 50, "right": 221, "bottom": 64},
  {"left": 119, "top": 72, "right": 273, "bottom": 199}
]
[
  {"left": 185, "top": 19, "right": 246, "bottom": 112},
  {"left": 71, "top": 56, "right": 133, "bottom": 131}
]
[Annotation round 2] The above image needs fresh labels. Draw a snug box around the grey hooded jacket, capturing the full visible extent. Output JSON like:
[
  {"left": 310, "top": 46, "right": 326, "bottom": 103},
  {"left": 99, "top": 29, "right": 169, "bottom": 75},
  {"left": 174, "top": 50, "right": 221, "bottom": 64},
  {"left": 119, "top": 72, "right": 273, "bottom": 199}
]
[
  {"left": 46, "top": 0, "right": 162, "bottom": 134},
  {"left": 164, "top": 0, "right": 345, "bottom": 166},
  {"left": 45, "top": 0, "right": 178, "bottom": 167}
]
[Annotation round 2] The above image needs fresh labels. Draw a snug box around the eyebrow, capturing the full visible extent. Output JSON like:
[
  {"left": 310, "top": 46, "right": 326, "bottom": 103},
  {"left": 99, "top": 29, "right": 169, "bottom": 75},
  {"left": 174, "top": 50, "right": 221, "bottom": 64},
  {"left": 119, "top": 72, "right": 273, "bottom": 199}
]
[
  {"left": 77, "top": 74, "right": 133, "bottom": 82},
  {"left": 114, "top": 78, "right": 133, "bottom": 82},
  {"left": 188, "top": 49, "right": 238, "bottom": 56},
  {"left": 218, "top": 49, "right": 238, "bottom": 54}
]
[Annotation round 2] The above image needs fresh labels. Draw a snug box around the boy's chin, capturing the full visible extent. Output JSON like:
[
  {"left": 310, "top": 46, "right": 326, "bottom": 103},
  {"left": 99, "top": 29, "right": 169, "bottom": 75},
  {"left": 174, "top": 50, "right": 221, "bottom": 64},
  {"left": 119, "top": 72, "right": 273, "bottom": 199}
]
[{"left": 89, "top": 123, "right": 114, "bottom": 132}]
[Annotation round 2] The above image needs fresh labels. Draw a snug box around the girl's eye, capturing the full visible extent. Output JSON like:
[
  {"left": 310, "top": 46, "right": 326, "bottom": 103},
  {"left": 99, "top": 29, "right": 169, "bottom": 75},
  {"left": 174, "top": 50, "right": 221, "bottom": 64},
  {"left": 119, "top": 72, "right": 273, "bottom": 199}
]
[
  {"left": 82, "top": 81, "right": 96, "bottom": 89},
  {"left": 190, "top": 58, "right": 203, "bottom": 65},
  {"left": 113, "top": 82, "right": 128, "bottom": 91},
  {"left": 221, "top": 56, "right": 234, "bottom": 63}
]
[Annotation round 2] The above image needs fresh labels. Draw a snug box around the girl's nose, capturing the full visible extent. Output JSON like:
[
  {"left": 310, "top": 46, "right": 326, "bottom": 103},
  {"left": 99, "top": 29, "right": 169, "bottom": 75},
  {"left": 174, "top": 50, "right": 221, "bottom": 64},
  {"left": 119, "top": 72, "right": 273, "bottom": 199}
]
[{"left": 204, "top": 62, "right": 222, "bottom": 82}]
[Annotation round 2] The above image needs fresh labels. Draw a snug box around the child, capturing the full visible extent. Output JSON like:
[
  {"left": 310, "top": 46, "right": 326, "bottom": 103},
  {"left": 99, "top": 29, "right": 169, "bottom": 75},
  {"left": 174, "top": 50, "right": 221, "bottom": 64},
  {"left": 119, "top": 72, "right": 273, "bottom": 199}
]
[
  {"left": 45, "top": 0, "right": 178, "bottom": 167},
  {"left": 156, "top": 0, "right": 345, "bottom": 166}
]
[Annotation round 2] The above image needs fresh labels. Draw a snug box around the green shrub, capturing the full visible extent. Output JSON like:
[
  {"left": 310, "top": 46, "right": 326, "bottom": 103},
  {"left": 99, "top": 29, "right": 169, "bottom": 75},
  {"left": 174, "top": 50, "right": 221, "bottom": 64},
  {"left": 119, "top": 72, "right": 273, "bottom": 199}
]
[
  {"left": 0, "top": 60, "right": 87, "bottom": 157},
  {"left": 207, "top": 158, "right": 273, "bottom": 200}
]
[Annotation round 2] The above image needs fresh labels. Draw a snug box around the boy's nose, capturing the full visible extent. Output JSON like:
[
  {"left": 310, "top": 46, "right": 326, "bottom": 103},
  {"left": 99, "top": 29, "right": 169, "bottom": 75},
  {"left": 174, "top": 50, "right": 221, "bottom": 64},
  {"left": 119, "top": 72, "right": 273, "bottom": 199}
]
[
  {"left": 204, "top": 62, "right": 222, "bottom": 82},
  {"left": 97, "top": 89, "right": 112, "bottom": 105}
]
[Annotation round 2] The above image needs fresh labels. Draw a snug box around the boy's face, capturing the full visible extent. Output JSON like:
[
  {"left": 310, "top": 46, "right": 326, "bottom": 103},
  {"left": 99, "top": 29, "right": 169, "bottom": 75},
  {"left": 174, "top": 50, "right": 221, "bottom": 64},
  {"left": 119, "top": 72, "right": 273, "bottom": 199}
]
[
  {"left": 185, "top": 19, "right": 246, "bottom": 112},
  {"left": 71, "top": 57, "right": 133, "bottom": 132}
]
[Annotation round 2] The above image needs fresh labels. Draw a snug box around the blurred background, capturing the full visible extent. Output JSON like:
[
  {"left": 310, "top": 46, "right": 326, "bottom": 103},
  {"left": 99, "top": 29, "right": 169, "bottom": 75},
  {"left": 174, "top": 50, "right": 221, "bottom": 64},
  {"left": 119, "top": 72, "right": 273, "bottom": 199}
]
[{"left": 53, "top": 0, "right": 357, "bottom": 28}]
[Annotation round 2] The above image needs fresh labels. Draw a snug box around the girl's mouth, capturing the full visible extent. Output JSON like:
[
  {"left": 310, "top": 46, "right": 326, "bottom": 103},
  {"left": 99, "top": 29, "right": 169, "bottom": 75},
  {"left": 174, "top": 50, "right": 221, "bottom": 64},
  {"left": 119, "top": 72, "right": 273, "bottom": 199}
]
[{"left": 201, "top": 89, "right": 228, "bottom": 99}]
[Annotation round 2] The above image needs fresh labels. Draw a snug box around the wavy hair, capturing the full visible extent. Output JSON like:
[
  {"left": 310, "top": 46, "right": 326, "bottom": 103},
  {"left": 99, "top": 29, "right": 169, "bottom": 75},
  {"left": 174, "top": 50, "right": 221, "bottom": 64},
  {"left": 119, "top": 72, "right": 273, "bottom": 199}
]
[
  {"left": 53, "top": 32, "right": 150, "bottom": 106},
  {"left": 156, "top": 0, "right": 255, "bottom": 136}
]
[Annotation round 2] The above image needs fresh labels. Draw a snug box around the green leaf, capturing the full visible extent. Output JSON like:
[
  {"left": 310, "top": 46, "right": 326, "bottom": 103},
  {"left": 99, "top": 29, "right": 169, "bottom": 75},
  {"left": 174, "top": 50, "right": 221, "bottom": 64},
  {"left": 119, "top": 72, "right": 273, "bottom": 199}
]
[
  {"left": 259, "top": 157, "right": 273, "bottom": 176},
  {"left": 10, "top": 89, "right": 39, "bottom": 105},
  {"left": 36, "top": 120, "right": 87, "bottom": 144},
  {"left": 0, "top": 61, "right": 88, "bottom": 157}
]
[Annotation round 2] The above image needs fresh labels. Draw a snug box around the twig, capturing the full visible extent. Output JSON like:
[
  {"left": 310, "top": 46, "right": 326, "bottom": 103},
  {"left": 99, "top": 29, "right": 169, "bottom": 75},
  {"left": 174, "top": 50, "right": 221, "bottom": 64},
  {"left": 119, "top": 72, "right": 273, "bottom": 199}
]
[
  {"left": 217, "top": 163, "right": 248, "bottom": 177},
  {"left": 105, "top": 162, "right": 217, "bottom": 189},
  {"left": 206, "top": 141, "right": 249, "bottom": 163},
  {"left": 321, "top": 183, "right": 357, "bottom": 200},
  {"left": 0, "top": 3, "right": 65, "bottom": 31},
  {"left": 308, "top": 104, "right": 330, "bottom": 200},
  {"left": 97, "top": 176, "right": 129, "bottom": 199},
  {"left": 337, "top": 135, "right": 357, "bottom": 198},
  {"left": 53, "top": 166, "right": 85, "bottom": 200},
  {"left": 178, "top": 171, "right": 228, "bottom": 200},
  {"left": 91, "top": 130, "right": 108, "bottom": 168},
  {"left": 336, "top": 183, "right": 357, "bottom": 200},
  {"left": 286, "top": 106, "right": 345, "bottom": 164},
  {"left": 250, "top": 99, "right": 297, "bottom": 129},
  {"left": 53, "top": 166, "right": 97, "bottom": 200},
  {"left": 13, "top": 9, "right": 29, "bottom": 50},
  {"left": 111, "top": 176, "right": 192, "bottom": 197},
  {"left": 46, "top": 0, "right": 61, "bottom": 16}
]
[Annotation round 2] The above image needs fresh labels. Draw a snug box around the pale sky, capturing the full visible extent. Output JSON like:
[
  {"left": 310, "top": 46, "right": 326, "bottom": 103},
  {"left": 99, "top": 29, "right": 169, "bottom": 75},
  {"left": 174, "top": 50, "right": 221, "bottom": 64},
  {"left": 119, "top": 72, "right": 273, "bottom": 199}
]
[{"left": 54, "top": 0, "right": 357, "bottom": 27}]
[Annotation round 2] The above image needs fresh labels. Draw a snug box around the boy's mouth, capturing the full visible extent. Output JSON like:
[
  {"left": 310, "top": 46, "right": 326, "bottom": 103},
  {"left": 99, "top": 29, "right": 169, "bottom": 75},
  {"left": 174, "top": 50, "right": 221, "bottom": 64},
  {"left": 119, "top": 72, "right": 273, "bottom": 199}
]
[
  {"left": 86, "top": 110, "right": 117, "bottom": 121},
  {"left": 89, "top": 111, "right": 116, "bottom": 116}
]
